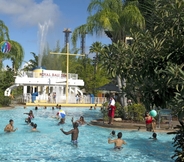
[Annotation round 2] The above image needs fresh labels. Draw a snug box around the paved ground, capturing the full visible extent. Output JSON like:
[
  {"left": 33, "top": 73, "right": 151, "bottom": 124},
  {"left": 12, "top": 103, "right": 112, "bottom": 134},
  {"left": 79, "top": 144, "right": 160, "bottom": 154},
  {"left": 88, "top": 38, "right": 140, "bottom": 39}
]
[{"left": 90, "top": 119, "right": 180, "bottom": 133}]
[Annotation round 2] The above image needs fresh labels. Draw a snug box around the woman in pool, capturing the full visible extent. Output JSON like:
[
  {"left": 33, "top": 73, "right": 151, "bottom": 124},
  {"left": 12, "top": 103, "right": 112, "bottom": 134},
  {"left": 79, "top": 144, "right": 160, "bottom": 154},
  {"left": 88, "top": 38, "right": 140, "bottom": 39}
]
[
  {"left": 145, "top": 112, "right": 156, "bottom": 132},
  {"left": 75, "top": 116, "right": 86, "bottom": 125},
  {"left": 24, "top": 110, "right": 34, "bottom": 119}
]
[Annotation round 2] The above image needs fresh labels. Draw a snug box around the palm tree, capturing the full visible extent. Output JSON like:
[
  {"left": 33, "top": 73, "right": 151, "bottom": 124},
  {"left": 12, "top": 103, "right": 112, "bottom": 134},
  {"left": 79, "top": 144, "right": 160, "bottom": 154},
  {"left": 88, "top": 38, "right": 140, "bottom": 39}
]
[
  {"left": 6, "top": 40, "right": 24, "bottom": 72},
  {"left": 0, "top": 20, "right": 9, "bottom": 41},
  {"left": 72, "top": 0, "right": 145, "bottom": 106},
  {"left": 0, "top": 20, "right": 24, "bottom": 72},
  {"left": 23, "top": 52, "right": 38, "bottom": 71},
  {"left": 89, "top": 41, "right": 103, "bottom": 71},
  {"left": 72, "top": 0, "right": 145, "bottom": 44}
]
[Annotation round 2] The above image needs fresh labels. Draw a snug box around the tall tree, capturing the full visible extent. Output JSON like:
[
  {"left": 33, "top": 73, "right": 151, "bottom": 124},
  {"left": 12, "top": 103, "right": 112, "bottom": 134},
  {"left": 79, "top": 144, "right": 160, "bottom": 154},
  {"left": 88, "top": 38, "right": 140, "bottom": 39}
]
[
  {"left": 89, "top": 41, "right": 103, "bottom": 71},
  {"left": 23, "top": 52, "right": 38, "bottom": 71},
  {"left": 0, "top": 20, "right": 24, "bottom": 71},
  {"left": 72, "top": 0, "right": 145, "bottom": 106},
  {"left": 6, "top": 40, "right": 24, "bottom": 72},
  {"left": 72, "top": 0, "right": 145, "bottom": 45},
  {"left": 101, "top": 0, "right": 184, "bottom": 110}
]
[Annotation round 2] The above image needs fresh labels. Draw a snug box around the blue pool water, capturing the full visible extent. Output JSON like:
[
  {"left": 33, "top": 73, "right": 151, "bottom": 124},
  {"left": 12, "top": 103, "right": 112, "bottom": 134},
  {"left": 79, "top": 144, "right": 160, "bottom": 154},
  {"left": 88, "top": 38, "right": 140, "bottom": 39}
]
[{"left": 0, "top": 107, "right": 175, "bottom": 162}]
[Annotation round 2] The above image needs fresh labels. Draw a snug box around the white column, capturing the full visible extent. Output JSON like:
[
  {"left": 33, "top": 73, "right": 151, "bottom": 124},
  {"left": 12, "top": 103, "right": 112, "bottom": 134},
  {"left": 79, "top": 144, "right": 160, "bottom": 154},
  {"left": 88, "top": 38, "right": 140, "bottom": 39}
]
[
  {"left": 74, "top": 87, "right": 78, "bottom": 95},
  {"left": 32, "top": 86, "right": 35, "bottom": 93},
  {"left": 23, "top": 86, "right": 27, "bottom": 94},
  {"left": 43, "top": 86, "right": 46, "bottom": 101}
]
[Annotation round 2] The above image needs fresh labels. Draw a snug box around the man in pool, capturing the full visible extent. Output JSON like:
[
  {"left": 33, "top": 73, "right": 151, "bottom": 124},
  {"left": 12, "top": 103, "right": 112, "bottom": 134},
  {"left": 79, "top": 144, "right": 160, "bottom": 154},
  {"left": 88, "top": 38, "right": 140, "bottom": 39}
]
[
  {"left": 32, "top": 123, "right": 39, "bottom": 132},
  {"left": 108, "top": 132, "right": 126, "bottom": 149},
  {"left": 60, "top": 122, "right": 79, "bottom": 146},
  {"left": 4, "top": 119, "right": 18, "bottom": 132}
]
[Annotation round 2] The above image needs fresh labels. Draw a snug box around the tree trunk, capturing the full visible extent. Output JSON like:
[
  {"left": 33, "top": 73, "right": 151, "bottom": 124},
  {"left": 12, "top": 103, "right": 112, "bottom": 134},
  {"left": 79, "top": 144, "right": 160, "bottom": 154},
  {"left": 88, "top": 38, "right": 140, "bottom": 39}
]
[{"left": 117, "top": 75, "right": 127, "bottom": 106}]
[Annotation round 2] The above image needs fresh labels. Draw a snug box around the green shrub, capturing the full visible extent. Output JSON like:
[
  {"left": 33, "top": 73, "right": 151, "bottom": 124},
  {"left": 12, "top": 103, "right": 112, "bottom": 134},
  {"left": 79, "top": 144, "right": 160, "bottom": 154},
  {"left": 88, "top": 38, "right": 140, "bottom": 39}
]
[
  {"left": 168, "top": 120, "right": 184, "bottom": 161},
  {"left": 114, "top": 102, "right": 124, "bottom": 118},
  {"left": 101, "top": 101, "right": 124, "bottom": 119},
  {"left": 101, "top": 102, "right": 108, "bottom": 121},
  {"left": 127, "top": 103, "right": 146, "bottom": 121},
  {"left": 0, "top": 91, "right": 11, "bottom": 107}
]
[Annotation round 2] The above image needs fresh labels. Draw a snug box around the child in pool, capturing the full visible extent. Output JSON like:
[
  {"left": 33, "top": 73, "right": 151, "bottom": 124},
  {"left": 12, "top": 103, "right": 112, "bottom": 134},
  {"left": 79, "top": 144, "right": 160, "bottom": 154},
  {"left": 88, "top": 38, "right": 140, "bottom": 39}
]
[
  {"left": 32, "top": 123, "right": 39, "bottom": 132},
  {"left": 108, "top": 132, "right": 126, "bottom": 150},
  {"left": 149, "top": 132, "right": 157, "bottom": 140},
  {"left": 108, "top": 130, "right": 116, "bottom": 139},
  {"left": 75, "top": 116, "right": 86, "bottom": 125},
  {"left": 58, "top": 118, "right": 65, "bottom": 125}
]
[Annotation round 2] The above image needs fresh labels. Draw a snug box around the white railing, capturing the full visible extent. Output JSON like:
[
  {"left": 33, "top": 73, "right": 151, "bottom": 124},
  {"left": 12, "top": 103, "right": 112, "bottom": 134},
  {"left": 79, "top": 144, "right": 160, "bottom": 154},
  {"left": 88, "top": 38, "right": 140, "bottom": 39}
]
[{"left": 18, "top": 93, "right": 107, "bottom": 104}]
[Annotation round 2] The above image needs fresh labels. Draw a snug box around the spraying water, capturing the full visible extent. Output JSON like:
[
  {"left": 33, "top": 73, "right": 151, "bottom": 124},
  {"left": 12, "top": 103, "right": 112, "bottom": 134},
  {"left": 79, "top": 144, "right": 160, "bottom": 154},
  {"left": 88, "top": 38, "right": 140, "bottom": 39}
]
[{"left": 38, "top": 20, "right": 52, "bottom": 67}]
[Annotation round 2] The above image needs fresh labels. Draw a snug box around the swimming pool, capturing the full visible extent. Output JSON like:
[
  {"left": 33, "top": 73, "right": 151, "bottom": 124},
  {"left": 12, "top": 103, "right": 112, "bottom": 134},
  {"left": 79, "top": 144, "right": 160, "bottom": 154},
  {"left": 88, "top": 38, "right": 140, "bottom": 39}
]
[{"left": 0, "top": 107, "right": 175, "bottom": 162}]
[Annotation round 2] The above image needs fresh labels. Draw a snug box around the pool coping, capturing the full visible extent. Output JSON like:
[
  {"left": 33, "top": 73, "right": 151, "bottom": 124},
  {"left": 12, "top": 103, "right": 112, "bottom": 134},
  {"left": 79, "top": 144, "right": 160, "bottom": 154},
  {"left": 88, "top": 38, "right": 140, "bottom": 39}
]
[{"left": 90, "top": 119, "right": 179, "bottom": 133}]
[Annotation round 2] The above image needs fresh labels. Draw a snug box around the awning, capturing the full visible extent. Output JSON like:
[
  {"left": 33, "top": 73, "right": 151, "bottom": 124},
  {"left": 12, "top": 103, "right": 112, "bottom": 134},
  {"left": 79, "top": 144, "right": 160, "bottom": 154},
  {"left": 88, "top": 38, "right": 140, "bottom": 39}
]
[{"left": 96, "top": 83, "right": 120, "bottom": 92}]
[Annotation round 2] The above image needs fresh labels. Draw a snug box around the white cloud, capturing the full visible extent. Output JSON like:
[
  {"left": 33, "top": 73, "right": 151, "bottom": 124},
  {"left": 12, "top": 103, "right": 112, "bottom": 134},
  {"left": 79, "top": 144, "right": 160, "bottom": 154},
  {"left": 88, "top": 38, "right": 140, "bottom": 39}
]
[{"left": 0, "top": 0, "right": 61, "bottom": 26}]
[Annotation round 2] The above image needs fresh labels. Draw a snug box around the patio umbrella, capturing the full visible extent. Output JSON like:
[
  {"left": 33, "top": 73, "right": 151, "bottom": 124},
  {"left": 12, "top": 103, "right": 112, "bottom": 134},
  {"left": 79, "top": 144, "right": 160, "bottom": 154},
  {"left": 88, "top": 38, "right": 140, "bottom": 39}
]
[{"left": 96, "top": 83, "right": 120, "bottom": 92}]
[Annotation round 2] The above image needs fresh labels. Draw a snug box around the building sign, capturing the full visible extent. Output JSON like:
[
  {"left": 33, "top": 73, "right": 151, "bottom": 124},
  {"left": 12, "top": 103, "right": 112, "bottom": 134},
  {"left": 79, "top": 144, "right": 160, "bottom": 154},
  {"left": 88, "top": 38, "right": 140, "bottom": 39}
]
[{"left": 39, "top": 70, "right": 62, "bottom": 78}]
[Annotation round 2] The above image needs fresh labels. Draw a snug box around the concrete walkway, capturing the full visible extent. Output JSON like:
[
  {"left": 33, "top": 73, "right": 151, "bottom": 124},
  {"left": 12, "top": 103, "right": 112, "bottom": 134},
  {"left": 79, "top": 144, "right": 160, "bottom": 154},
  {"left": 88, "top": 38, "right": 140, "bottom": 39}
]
[{"left": 90, "top": 119, "right": 180, "bottom": 133}]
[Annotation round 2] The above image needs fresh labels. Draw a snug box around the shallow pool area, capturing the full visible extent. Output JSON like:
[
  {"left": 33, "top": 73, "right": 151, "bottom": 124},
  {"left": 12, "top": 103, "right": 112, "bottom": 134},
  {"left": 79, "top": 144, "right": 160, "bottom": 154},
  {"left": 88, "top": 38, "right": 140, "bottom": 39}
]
[{"left": 0, "top": 107, "right": 175, "bottom": 162}]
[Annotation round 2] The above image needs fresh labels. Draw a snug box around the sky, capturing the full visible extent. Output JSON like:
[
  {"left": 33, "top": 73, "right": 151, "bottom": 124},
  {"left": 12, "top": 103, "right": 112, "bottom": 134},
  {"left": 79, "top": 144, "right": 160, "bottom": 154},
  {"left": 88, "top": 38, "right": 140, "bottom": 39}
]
[{"left": 0, "top": 0, "right": 111, "bottom": 68}]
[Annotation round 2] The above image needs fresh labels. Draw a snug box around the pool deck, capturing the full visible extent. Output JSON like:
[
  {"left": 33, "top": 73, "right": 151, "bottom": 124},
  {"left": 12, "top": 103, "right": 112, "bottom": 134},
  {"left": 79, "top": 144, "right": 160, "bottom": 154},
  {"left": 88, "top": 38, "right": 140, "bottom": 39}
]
[{"left": 90, "top": 118, "right": 180, "bottom": 133}]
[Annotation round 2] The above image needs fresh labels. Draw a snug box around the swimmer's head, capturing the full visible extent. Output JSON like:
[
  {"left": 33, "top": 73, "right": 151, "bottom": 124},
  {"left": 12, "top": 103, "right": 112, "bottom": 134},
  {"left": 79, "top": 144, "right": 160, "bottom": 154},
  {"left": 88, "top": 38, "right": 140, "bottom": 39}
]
[
  {"left": 34, "top": 124, "right": 37, "bottom": 128},
  {"left": 111, "top": 130, "right": 115, "bottom": 135},
  {"left": 80, "top": 116, "right": 84, "bottom": 121},
  {"left": 73, "top": 122, "right": 79, "bottom": 128},
  {"left": 9, "top": 119, "right": 13, "bottom": 123},
  {"left": 153, "top": 133, "right": 157, "bottom": 138},
  {"left": 117, "top": 132, "right": 122, "bottom": 138}
]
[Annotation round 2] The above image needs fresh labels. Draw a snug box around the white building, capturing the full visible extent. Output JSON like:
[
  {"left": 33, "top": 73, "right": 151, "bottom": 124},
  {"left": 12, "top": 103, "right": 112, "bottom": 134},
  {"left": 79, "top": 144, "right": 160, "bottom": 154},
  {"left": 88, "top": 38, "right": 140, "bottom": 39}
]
[{"left": 4, "top": 68, "right": 86, "bottom": 104}]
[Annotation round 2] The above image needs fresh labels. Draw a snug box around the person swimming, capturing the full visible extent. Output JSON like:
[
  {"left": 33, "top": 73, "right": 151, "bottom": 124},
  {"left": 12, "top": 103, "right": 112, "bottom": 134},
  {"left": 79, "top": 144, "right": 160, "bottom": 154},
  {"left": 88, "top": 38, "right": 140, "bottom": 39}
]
[
  {"left": 109, "top": 130, "right": 116, "bottom": 139},
  {"left": 25, "top": 116, "right": 31, "bottom": 124},
  {"left": 60, "top": 122, "right": 79, "bottom": 146},
  {"left": 58, "top": 118, "right": 65, "bottom": 125},
  {"left": 149, "top": 132, "right": 157, "bottom": 140},
  {"left": 108, "top": 132, "right": 126, "bottom": 150},
  {"left": 74, "top": 116, "right": 86, "bottom": 125},
  {"left": 30, "top": 122, "right": 34, "bottom": 127},
  {"left": 32, "top": 123, "right": 39, "bottom": 132},
  {"left": 24, "top": 110, "right": 34, "bottom": 119},
  {"left": 4, "top": 119, "right": 18, "bottom": 132}
]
